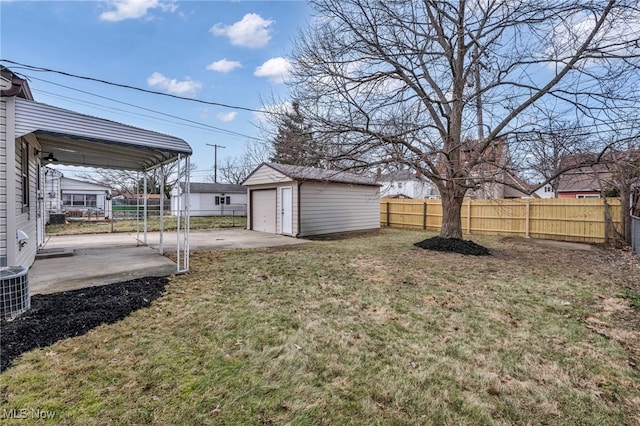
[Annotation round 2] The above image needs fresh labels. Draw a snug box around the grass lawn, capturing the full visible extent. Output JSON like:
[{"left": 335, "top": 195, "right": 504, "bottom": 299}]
[
  {"left": 45, "top": 215, "right": 246, "bottom": 235},
  {"left": 1, "top": 229, "right": 639, "bottom": 425}
]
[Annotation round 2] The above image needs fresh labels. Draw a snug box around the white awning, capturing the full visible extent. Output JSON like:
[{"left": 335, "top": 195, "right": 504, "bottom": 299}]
[{"left": 15, "top": 97, "right": 192, "bottom": 171}]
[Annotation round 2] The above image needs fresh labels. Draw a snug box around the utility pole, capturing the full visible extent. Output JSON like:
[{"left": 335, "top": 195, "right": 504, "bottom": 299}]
[{"left": 206, "top": 143, "right": 226, "bottom": 182}]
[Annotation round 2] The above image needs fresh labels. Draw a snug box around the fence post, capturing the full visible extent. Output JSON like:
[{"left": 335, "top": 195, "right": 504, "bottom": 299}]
[
  {"left": 423, "top": 202, "right": 427, "bottom": 230},
  {"left": 386, "top": 201, "right": 390, "bottom": 227},
  {"left": 466, "top": 200, "right": 471, "bottom": 234},
  {"left": 525, "top": 199, "right": 530, "bottom": 238}
]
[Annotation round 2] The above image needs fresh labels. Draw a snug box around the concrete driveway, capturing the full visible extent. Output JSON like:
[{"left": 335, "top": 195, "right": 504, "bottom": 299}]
[{"left": 31, "top": 229, "right": 309, "bottom": 295}]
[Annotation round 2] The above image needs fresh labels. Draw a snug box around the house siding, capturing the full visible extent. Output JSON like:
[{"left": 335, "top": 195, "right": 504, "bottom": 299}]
[
  {"left": 60, "top": 177, "right": 111, "bottom": 213},
  {"left": 14, "top": 136, "right": 39, "bottom": 267},
  {"left": 0, "top": 77, "right": 8, "bottom": 266},
  {"left": 170, "top": 189, "right": 247, "bottom": 216},
  {"left": 299, "top": 182, "right": 379, "bottom": 236},
  {"left": 243, "top": 165, "right": 290, "bottom": 186},
  {"left": 180, "top": 192, "right": 247, "bottom": 216}
]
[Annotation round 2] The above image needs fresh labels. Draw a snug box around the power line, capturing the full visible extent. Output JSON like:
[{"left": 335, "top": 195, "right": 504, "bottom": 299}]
[
  {"left": 1, "top": 59, "right": 285, "bottom": 116},
  {"left": 31, "top": 85, "right": 259, "bottom": 141}
]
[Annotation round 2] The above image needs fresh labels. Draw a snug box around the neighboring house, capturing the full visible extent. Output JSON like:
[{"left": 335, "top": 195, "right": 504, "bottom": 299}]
[
  {"left": 243, "top": 162, "right": 380, "bottom": 237},
  {"left": 59, "top": 177, "right": 112, "bottom": 217},
  {"left": 433, "top": 137, "right": 530, "bottom": 199},
  {"left": 462, "top": 138, "right": 530, "bottom": 199},
  {"left": 533, "top": 183, "right": 555, "bottom": 199},
  {"left": 378, "top": 170, "right": 440, "bottom": 199},
  {"left": 43, "top": 166, "right": 64, "bottom": 220},
  {"left": 556, "top": 155, "right": 611, "bottom": 199},
  {"left": 171, "top": 182, "right": 247, "bottom": 216},
  {"left": 1, "top": 66, "right": 192, "bottom": 269},
  {"left": 44, "top": 167, "right": 113, "bottom": 222}
]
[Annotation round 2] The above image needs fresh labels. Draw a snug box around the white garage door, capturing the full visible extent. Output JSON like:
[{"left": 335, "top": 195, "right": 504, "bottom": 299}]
[{"left": 251, "top": 189, "right": 277, "bottom": 233}]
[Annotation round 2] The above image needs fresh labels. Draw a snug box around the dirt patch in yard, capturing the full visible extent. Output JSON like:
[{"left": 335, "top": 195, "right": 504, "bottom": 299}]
[{"left": 0, "top": 277, "right": 168, "bottom": 372}]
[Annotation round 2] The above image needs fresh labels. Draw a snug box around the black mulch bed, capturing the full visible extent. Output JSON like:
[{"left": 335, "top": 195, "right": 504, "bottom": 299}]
[
  {"left": 0, "top": 277, "right": 168, "bottom": 372},
  {"left": 414, "top": 236, "right": 491, "bottom": 256}
]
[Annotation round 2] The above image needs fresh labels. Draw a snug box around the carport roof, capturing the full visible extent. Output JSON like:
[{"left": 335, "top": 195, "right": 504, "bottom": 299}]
[{"left": 14, "top": 97, "right": 192, "bottom": 171}]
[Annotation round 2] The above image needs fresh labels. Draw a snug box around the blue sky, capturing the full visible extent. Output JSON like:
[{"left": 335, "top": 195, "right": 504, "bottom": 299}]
[{"left": 1, "top": 0, "right": 311, "bottom": 181}]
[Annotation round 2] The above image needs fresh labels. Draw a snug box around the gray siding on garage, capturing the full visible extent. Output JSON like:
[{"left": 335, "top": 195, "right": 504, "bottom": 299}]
[{"left": 299, "top": 182, "right": 380, "bottom": 237}]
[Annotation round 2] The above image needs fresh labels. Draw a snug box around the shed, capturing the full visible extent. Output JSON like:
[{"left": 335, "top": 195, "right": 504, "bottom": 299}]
[
  {"left": 171, "top": 182, "right": 247, "bottom": 216},
  {"left": 243, "top": 163, "right": 380, "bottom": 237}
]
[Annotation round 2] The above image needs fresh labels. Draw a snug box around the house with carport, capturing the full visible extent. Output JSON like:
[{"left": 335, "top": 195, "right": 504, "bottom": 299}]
[{"left": 1, "top": 66, "right": 192, "bottom": 271}]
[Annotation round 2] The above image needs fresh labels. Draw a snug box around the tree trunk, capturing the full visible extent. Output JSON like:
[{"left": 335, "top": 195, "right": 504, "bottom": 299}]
[
  {"left": 440, "top": 189, "right": 465, "bottom": 239},
  {"left": 620, "top": 186, "right": 632, "bottom": 244}
]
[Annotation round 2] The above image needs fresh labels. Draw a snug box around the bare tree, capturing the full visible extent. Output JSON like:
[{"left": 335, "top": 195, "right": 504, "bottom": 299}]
[
  {"left": 290, "top": 0, "right": 640, "bottom": 238},
  {"left": 216, "top": 140, "right": 271, "bottom": 184},
  {"left": 76, "top": 160, "right": 196, "bottom": 197}
]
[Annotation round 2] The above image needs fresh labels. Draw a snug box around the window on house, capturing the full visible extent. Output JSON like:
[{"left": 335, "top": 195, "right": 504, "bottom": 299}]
[
  {"left": 62, "top": 194, "right": 98, "bottom": 207},
  {"left": 577, "top": 194, "right": 600, "bottom": 199},
  {"left": 397, "top": 182, "right": 403, "bottom": 189},
  {"left": 215, "top": 196, "right": 231, "bottom": 205},
  {"left": 21, "top": 142, "right": 29, "bottom": 212},
  {"left": 544, "top": 186, "right": 552, "bottom": 192}
]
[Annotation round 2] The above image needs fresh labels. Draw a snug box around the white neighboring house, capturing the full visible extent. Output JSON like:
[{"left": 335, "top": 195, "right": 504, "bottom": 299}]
[
  {"left": 59, "top": 177, "right": 112, "bottom": 218},
  {"left": 533, "top": 183, "right": 555, "bottom": 199},
  {"left": 44, "top": 169, "right": 113, "bottom": 220},
  {"left": 43, "top": 167, "right": 63, "bottom": 220},
  {"left": 171, "top": 182, "right": 247, "bottom": 216},
  {"left": 378, "top": 170, "right": 440, "bottom": 199}
]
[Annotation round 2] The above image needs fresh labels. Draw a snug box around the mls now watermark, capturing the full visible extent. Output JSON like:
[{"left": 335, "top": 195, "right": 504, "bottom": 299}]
[{"left": 2, "top": 408, "right": 57, "bottom": 420}]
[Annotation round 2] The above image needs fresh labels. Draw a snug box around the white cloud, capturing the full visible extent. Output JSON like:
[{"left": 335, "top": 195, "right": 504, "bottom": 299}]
[
  {"left": 206, "top": 59, "right": 242, "bottom": 73},
  {"left": 254, "top": 57, "right": 291, "bottom": 84},
  {"left": 99, "top": 0, "right": 177, "bottom": 22},
  {"left": 210, "top": 13, "right": 273, "bottom": 48},
  {"left": 146, "top": 72, "right": 202, "bottom": 97},
  {"left": 216, "top": 111, "right": 238, "bottom": 122}
]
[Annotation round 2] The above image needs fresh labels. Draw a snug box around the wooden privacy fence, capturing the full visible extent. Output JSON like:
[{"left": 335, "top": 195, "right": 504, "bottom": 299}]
[{"left": 380, "top": 198, "right": 622, "bottom": 244}]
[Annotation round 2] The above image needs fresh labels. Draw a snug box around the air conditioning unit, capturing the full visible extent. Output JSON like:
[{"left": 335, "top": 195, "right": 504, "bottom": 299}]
[{"left": 1, "top": 266, "right": 30, "bottom": 319}]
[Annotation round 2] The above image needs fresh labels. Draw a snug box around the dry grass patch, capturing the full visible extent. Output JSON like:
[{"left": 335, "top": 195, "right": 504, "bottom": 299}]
[
  {"left": 45, "top": 216, "right": 246, "bottom": 235},
  {"left": 1, "top": 229, "right": 639, "bottom": 425}
]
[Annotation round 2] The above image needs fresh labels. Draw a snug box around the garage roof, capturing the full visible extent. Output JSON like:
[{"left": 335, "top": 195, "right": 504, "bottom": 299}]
[
  {"left": 14, "top": 97, "right": 192, "bottom": 171},
  {"left": 246, "top": 162, "right": 380, "bottom": 187}
]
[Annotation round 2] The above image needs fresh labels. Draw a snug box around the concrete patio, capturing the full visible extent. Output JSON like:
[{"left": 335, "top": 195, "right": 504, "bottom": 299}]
[{"left": 30, "top": 229, "right": 309, "bottom": 295}]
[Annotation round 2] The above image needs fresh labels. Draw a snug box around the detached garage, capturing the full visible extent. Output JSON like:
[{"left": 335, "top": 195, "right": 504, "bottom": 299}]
[{"left": 243, "top": 162, "right": 380, "bottom": 237}]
